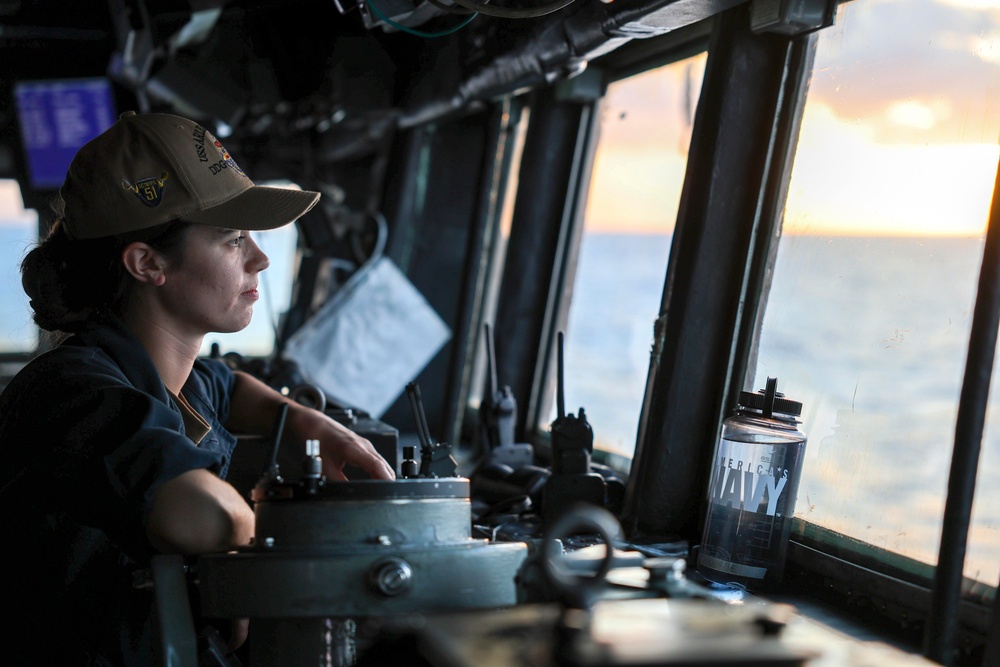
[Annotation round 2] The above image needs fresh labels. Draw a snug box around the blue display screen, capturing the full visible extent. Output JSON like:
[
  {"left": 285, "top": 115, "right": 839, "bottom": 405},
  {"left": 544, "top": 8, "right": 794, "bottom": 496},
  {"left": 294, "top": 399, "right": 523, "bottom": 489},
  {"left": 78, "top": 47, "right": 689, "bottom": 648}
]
[{"left": 14, "top": 78, "right": 117, "bottom": 190}]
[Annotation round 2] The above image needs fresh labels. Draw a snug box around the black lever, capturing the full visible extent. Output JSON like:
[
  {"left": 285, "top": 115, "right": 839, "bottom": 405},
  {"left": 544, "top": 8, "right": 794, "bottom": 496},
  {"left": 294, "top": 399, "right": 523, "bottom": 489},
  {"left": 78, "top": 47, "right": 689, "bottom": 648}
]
[
  {"left": 406, "top": 382, "right": 434, "bottom": 453},
  {"left": 405, "top": 382, "right": 457, "bottom": 478},
  {"left": 261, "top": 402, "right": 289, "bottom": 483}
]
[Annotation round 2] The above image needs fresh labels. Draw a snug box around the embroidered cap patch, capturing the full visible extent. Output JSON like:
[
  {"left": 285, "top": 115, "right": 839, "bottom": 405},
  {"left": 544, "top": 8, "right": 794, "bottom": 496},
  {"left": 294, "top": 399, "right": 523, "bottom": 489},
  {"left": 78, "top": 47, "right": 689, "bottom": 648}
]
[{"left": 121, "top": 171, "right": 169, "bottom": 207}]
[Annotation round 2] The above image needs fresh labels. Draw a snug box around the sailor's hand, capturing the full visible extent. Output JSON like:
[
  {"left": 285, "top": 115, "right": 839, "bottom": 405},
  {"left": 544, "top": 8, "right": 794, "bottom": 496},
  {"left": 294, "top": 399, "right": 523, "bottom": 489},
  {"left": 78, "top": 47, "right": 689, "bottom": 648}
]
[{"left": 287, "top": 403, "right": 396, "bottom": 481}]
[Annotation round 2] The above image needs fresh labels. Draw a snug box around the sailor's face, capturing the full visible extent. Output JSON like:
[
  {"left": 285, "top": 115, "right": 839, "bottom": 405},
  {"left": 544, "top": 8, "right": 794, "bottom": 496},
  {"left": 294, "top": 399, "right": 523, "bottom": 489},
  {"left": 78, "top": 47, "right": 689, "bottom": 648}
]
[{"left": 161, "top": 225, "right": 270, "bottom": 336}]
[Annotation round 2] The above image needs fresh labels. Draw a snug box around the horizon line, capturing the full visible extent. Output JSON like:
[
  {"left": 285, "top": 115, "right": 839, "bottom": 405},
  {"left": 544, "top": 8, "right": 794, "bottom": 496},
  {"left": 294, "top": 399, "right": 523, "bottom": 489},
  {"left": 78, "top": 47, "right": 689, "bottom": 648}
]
[{"left": 581, "top": 226, "right": 985, "bottom": 239}]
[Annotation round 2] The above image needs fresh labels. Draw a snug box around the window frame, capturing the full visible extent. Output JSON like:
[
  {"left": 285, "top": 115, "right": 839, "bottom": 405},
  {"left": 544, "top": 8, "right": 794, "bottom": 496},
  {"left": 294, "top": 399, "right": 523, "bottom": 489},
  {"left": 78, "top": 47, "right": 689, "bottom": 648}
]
[
  {"left": 511, "top": 1, "right": 997, "bottom": 663},
  {"left": 517, "top": 22, "right": 715, "bottom": 466}
]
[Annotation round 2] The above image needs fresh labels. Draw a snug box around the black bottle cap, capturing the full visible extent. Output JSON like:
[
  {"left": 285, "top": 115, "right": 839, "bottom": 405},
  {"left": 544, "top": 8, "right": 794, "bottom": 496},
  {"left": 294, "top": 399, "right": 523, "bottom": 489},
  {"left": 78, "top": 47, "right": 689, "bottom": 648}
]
[{"left": 738, "top": 377, "right": 802, "bottom": 418}]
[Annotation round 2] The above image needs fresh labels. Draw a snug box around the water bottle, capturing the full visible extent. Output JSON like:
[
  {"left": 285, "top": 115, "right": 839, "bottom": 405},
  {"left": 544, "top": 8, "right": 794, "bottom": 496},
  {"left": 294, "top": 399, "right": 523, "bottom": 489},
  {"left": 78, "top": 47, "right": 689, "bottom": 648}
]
[{"left": 697, "top": 377, "right": 806, "bottom": 591}]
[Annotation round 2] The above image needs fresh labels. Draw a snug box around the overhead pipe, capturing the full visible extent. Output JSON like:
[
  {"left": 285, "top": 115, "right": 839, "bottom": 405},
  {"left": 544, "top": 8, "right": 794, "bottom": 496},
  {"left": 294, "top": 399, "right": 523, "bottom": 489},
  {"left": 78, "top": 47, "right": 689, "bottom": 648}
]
[{"left": 399, "top": 0, "right": 743, "bottom": 129}]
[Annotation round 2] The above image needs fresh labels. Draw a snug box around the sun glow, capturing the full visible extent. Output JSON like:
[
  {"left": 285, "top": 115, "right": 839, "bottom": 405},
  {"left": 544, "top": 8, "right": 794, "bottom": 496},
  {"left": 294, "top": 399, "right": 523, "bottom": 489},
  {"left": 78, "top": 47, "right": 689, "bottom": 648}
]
[
  {"left": 784, "top": 103, "right": 998, "bottom": 237},
  {"left": 584, "top": 94, "right": 998, "bottom": 238}
]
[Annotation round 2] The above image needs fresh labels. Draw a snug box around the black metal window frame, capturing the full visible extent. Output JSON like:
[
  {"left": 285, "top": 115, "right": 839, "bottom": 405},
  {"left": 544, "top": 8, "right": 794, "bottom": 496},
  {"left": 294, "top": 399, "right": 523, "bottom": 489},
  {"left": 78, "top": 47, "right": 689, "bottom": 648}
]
[{"left": 498, "top": 4, "right": 998, "bottom": 665}]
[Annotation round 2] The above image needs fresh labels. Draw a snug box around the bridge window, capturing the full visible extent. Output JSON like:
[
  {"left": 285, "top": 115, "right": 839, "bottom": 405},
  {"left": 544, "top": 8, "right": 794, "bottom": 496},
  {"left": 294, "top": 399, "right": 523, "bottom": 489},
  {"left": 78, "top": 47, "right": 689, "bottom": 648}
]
[
  {"left": 752, "top": 0, "right": 1000, "bottom": 592},
  {"left": 0, "top": 179, "right": 37, "bottom": 356},
  {"left": 548, "top": 53, "right": 706, "bottom": 460}
]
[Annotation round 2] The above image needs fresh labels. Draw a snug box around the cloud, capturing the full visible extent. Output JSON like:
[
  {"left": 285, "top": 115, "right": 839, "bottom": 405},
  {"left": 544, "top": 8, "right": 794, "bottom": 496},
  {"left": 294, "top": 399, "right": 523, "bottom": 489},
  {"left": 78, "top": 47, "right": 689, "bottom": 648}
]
[
  {"left": 938, "top": 0, "right": 1000, "bottom": 12},
  {"left": 810, "top": 0, "right": 1000, "bottom": 145}
]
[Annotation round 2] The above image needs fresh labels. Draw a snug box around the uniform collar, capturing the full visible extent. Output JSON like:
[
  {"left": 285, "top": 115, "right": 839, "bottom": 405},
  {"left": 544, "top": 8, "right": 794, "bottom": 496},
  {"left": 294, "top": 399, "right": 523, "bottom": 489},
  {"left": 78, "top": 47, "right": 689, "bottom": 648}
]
[{"left": 69, "top": 313, "right": 171, "bottom": 405}]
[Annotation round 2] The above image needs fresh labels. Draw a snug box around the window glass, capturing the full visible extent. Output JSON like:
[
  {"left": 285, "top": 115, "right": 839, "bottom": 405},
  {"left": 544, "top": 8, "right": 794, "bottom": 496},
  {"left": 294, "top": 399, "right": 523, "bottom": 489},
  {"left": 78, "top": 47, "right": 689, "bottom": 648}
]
[
  {"left": 467, "top": 105, "right": 529, "bottom": 412},
  {"left": 752, "top": 0, "right": 1000, "bottom": 587},
  {"left": 0, "top": 180, "right": 38, "bottom": 355},
  {"left": 549, "top": 54, "right": 706, "bottom": 459}
]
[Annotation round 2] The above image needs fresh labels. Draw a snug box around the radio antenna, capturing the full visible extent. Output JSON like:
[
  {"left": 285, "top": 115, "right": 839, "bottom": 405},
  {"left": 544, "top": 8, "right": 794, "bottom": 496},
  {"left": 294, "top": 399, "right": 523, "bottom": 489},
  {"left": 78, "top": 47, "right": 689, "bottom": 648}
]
[
  {"left": 556, "top": 331, "right": 566, "bottom": 420},
  {"left": 485, "top": 323, "right": 498, "bottom": 398}
]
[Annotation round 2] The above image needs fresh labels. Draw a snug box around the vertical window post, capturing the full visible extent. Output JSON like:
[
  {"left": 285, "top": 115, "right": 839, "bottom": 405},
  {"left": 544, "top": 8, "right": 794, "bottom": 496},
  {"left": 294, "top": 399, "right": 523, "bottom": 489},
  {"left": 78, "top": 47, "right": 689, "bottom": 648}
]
[{"left": 925, "top": 155, "right": 1000, "bottom": 667}]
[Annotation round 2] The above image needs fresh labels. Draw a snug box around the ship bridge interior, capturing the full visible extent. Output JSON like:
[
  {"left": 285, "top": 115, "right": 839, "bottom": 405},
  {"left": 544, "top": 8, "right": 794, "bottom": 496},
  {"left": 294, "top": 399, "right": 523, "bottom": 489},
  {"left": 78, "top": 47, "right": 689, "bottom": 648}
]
[{"left": 2, "top": 0, "right": 1000, "bottom": 665}]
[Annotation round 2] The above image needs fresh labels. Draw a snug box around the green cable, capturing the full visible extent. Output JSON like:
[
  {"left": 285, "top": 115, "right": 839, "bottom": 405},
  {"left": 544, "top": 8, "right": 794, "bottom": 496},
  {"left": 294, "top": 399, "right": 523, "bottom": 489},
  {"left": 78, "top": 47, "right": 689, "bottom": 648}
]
[{"left": 365, "top": 0, "right": 478, "bottom": 38}]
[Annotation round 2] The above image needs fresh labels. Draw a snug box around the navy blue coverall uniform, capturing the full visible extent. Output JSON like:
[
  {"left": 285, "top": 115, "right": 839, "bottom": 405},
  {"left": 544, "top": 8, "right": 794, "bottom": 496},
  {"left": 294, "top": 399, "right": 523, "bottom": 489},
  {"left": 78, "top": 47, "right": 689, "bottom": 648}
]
[{"left": 0, "top": 313, "right": 241, "bottom": 666}]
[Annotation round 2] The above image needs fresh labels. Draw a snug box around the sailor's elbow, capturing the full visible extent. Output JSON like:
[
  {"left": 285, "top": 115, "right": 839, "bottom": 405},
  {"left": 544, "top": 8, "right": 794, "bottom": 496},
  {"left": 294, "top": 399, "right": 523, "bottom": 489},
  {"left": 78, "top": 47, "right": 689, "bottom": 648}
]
[{"left": 147, "top": 469, "right": 255, "bottom": 554}]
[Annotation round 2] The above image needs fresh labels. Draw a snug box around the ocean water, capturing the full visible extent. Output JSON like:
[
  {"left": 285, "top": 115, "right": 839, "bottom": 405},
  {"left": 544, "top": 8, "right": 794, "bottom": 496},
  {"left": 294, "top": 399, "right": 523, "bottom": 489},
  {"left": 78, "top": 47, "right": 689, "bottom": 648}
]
[
  {"left": 562, "top": 231, "right": 999, "bottom": 585},
  {"left": 0, "top": 221, "right": 38, "bottom": 353},
  {"left": 559, "top": 233, "right": 673, "bottom": 452},
  {"left": 756, "top": 234, "right": 999, "bottom": 585}
]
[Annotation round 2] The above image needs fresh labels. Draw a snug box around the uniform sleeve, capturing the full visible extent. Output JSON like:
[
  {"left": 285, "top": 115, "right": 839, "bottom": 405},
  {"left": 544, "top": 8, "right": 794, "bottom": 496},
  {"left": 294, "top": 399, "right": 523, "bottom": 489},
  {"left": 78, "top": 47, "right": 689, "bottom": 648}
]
[{"left": 0, "top": 351, "right": 226, "bottom": 562}]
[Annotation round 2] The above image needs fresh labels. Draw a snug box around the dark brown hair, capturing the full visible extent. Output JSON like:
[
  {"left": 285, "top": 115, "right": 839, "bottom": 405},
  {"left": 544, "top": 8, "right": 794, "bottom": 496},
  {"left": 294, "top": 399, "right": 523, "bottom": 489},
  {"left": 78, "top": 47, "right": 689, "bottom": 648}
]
[{"left": 20, "top": 207, "right": 192, "bottom": 334}]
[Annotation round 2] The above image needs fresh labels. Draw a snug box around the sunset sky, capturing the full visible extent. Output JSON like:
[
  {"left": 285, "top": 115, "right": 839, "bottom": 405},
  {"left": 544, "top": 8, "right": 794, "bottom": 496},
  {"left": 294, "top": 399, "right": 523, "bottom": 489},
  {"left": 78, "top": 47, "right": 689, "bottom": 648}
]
[
  {"left": 584, "top": 0, "right": 1000, "bottom": 237},
  {"left": 1, "top": 0, "right": 999, "bottom": 239}
]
